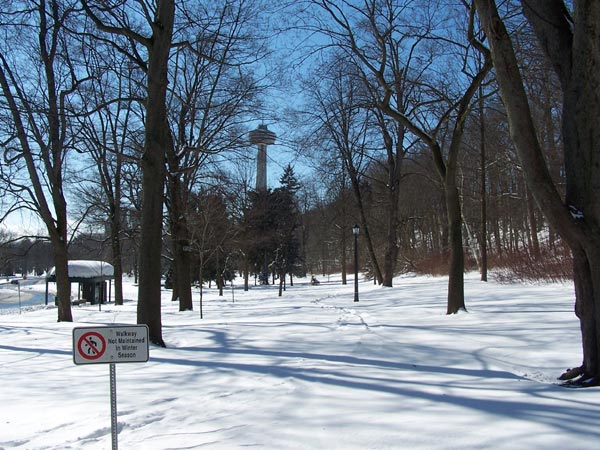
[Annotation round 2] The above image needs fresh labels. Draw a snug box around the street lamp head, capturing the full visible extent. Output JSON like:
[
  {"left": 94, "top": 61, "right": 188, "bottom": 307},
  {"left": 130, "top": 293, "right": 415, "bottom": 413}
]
[{"left": 352, "top": 224, "right": 360, "bottom": 236}]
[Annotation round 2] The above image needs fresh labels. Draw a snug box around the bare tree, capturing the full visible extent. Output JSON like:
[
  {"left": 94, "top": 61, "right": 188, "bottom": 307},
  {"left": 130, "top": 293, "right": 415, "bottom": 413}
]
[
  {"left": 73, "top": 38, "right": 146, "bottom": 306},
  {"left": 474, "top": 0, "right": 600, "bottom": 385},
  {"left": 82, "top": 0, "right": 175, "bottom": 346},
  {"left": 303, "top": 57, "right": 385, "bottom": 284},
  {"left": 310, "top": 0, "right": 492, "bottom": 311},
  {"left": 0, "top": 0, "right": 91, "bottom": 322},
  {"left": 165, "top": 0, "right": 266, "bottom": 311}
]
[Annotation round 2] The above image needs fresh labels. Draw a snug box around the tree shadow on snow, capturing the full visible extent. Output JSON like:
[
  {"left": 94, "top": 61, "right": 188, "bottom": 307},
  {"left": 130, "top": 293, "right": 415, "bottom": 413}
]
[{"left": 150, "top": 344, "right": 600, "bottom": 439}]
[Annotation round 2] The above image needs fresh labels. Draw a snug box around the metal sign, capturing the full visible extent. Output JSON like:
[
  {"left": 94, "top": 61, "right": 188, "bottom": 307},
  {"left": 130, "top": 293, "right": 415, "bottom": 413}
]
[
  {"left": 72, "top": 325, "right": 149, "bottom": 450},
  {"left": 73, "top": 325, "right": 149, "bottom": 365}
]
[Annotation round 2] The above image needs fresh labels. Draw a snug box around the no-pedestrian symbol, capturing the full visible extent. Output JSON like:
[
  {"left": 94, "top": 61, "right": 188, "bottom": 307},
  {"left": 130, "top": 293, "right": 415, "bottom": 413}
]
[{"left": 77, "top": 331, "right": 106, "bottom": 360}]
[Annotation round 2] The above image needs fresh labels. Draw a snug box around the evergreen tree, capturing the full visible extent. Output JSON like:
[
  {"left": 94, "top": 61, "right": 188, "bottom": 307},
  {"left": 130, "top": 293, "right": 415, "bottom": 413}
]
[
  {"left": 280, "top": 164, "right": 301, "bottom": 195},
  {"left": 244, "top": 167, "right": 302, "bottom": 288}
]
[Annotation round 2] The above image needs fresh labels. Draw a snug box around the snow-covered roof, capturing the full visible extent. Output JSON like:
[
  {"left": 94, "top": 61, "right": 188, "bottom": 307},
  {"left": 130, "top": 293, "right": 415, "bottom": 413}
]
[{"left": 47, "top": 260, "right": 114, "bottom": 280}]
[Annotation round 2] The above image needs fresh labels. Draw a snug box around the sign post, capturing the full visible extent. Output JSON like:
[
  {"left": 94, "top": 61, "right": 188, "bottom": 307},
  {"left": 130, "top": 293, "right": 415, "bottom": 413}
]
[
  {"left": 73, "top": 325, "right": 149, "bottom": 450},
  {"left": 110, "top": 362, "right": 118, "bottom": 450}
]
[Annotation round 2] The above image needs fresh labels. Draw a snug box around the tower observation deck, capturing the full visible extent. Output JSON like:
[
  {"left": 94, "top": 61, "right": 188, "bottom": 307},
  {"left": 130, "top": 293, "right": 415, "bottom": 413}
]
[{"left": 249, "top": 124, "right": 276, "bottom": 192}]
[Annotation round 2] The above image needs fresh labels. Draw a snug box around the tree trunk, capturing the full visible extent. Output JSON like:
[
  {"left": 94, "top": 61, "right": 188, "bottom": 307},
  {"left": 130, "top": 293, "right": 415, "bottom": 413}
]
[
  {"left": 243, "top": 254, "right": 250, "bottom": 291},
  {"left": 479, "top": 85, "right": 488, "bottom": 282},
  {"left": 526, "top": 188, "right": 540, "bottom": 257},
  {"left": 340, "top": 226, "right": 347, "bottom": 285},
  {"left": 382, "top": 197, "right": 400, "bottom": 287},
  {"left": 44, "top": 182, "right": 72, "bottom": 322},
  {"left": 0, "top": 3, "right": 74, "bottom": 322},
  {"left": 344, "top": 158, "right": 383, "bottom": 284},
  {"left": 445, "top": 181, "right": 466, "bottom": 313},
  {"left": 53, "top": 238, "right": 73, "bottom": 322},
  {"left": 138, "top": 137, "right": 168, "bottom": 344},
  {"left": 110, "top": 212, "right": 124, "bottom": 305},
  {"left": 572, "top": 246, "right": 598, "bottom": 379},
  {"left": 358, "top": 204, "right": 383, "bottom": 285},
  {"left": 279, "top": 272, "right": 284, "bottom": 296},
  {"left": 217, "top": 251, "right": 224, "bottom": 297},
  {"left": 475, "top": 0, "right": 600, "bottom": 383},
  {"left": 198, "top": 267, "right": 204, "bottom": 317},
  {"left": 167, "top": 174, "right": 193, "bottom": 311},
  {"left": 137, "top": 0, "right": 175, "bottom": 347},
  {"left": 381, "top": 140, "right": 402, "bottom": 287},
  {"left": 378, "top": 116, "right": 404, "bottom": 287},
  {"left": 174, "top": 242, "right": 193, "bottom": 310},
  {"left": 347, "top": 167, "right": 383, "bottom": 284}
]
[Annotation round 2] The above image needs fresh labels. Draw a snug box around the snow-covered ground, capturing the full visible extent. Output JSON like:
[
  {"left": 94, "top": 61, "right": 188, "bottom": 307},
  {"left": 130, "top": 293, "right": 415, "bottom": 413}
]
[{"left": 1, "top": 272, "right": 599, "bottom": 449}]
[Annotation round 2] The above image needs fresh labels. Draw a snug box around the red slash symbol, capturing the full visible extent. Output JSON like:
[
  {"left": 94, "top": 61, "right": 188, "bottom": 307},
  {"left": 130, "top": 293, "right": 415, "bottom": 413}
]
[{"left": 78, "top": 332, "right": 106, "bottom": 360}]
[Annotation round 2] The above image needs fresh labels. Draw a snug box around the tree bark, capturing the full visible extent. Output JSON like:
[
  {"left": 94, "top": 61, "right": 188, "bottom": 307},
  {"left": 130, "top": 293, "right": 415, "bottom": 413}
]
[
  {"left": 110, "top": 226, "right": 124, "bottom": 306},
  {"left": 382, "top": 181, "right": 400, "bottom": 287},
  {"left": 109, "top": 200, "right": 124, "bottom": 305},
  {"left": 173, "top": 233, "right": 193, "bottom": 310},
  {"left": 166, "top": 171, "right": 193, "bottom": 311},
  {"left": 478, "top": 85, "right": 488, "bottom": 282},
  {"left": 474, "top": 0, "right": 600, "bottom": 383},
  {"left": 526, "top": 188, "right": 540, "bottom": 257},
  {"left": 243, "top": 254, "right": 250, "bottom": 291},
  {"left": 53, "top": 229, "right": 73, "bottom": 322},
  {"left": 136, "top": 0, "right": 175, "bottom": 347},
  {"left": 279, "top": 271, "right": 284, "bottom": 297},
  {"left": 445, "top": 181, "right": 466, "bottom": 313},
  {"left": 381, "top": 124, "right": 404, "bottom": 287}
]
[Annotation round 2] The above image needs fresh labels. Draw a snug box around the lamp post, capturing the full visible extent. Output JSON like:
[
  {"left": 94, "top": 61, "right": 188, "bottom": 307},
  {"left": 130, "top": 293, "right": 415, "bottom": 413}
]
[{"left": 352, "top": 224, "right": 360, "bottom": 302}]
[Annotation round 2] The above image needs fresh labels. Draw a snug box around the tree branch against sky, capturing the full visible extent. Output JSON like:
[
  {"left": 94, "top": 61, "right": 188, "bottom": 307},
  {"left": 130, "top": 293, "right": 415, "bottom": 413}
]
[
  {"left": 301, "top": 55, "right": 385, "bottom": 284},
  {"left": 0, "top": 0, "right": 93, "bottom": 322},
  {"left": 71, "top": 34, "right": 146, "bottom": 307},
  {"left": 306, "top": 0, "right": 492, "bottom": 311},
  {"left": 165, "top": 0, "right": 270, "bottom": 312},
  {"left": 81, "top": 0, "right": 175, "bottom": 346}
]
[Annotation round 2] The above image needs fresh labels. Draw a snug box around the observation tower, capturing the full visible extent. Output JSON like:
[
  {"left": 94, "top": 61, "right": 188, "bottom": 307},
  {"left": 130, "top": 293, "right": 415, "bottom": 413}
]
[{"left": 249, "top": 124, "right": 276, "bottom": 192}]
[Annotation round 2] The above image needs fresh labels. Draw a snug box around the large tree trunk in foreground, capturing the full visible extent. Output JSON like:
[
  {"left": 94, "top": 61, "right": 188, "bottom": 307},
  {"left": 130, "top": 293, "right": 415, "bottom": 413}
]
[
  {"left": 475, "top": 0, "right": 600, "bottom": 384},
  {"left": 137, "top": 0, "right": 175, "bottom": 347}
]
